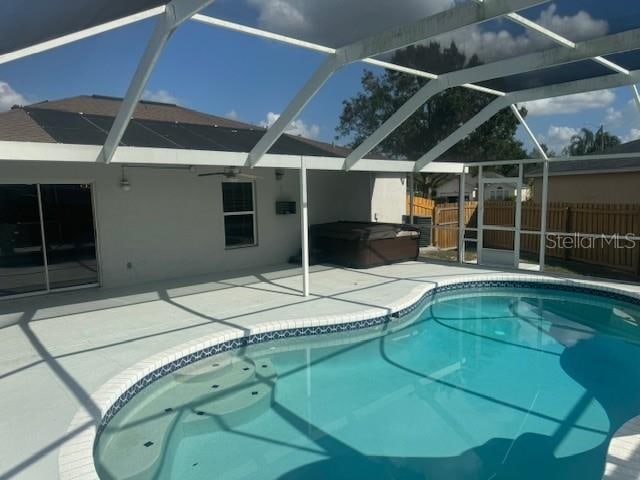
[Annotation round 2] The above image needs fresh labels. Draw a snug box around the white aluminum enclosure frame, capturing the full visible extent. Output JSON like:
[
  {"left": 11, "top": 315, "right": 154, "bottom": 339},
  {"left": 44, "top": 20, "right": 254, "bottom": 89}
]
[
  {"left": 246, "top": 0, "right": 547, "bottom": 168},
  {"left": 415, "top": 67, "right": 640, "bottom": 172},
  {"left": 2, "top": 0, "right": 639, "bottom": 175},
  {"left": 460, "top": 155, "right": 640, "bottom": 273},
  {"left": 476, "top": 172, "right": 523, "bottom": 269},
  {"left": 101, "top": 0, "right": 218, "bottom": 164},
  {"left": 347, "top": 26, "right": 640, "bottom": 171},
  {"left": 299, "top": 158, "right": 310, "bottom": 297},
  {"left": 3, "top": 0, "right": 640, "bottom": 291}
]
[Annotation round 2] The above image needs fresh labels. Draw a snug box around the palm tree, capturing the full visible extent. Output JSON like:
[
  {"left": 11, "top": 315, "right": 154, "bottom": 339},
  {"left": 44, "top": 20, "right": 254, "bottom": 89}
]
[{"left": 563, "top": 126, "right": 621, "bottom": 156}]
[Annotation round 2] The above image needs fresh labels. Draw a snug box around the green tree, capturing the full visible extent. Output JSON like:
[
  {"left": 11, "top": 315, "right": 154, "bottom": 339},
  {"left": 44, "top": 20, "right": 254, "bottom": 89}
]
[
  {"left": 528, "top": 143, "right": 556, "bottom": 159},
  {"left": 336, "top": 43, "right": 527, "bottom": 195},
  {"left": 563, "top": 127, "right": 621, "bottom": 156}
]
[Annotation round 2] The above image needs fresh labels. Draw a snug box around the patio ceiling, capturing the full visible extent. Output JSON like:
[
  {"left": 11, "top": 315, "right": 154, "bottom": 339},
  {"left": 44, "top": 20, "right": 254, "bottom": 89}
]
[{"left": 1, "top": 0, "right": 640, "bottom": 173}]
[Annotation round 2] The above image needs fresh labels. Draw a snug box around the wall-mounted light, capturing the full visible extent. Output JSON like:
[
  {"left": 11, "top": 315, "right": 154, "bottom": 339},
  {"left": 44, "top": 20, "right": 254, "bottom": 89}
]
[
  {"left": 275, "top": 169, "right": 285, "bottom": 181},
  {"left": 120, "top": 166, "right": 131, "bottom": 192}
]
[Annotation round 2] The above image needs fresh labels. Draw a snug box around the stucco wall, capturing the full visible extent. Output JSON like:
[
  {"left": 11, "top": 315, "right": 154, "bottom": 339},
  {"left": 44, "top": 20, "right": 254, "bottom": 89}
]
[
  {"left": 0, "top": 161, "right": 373, "bottom": 288},
  {"left": 370, "top": 173, "right": 407, "bottom": 223},
  {"left": 533, "top": 172, "right": 640, "bottom": 204}
]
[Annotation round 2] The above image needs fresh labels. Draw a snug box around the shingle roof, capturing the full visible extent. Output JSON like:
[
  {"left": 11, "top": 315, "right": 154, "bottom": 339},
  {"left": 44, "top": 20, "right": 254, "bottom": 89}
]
[
  {"left": 529, "top": 140, "right": 640, "bottom": 176},
  {"left": 28, "top": 95, "right": 255, "bottom": 129},
  {"left": 0, "top": 108, "right": 54, "bottom": 143},
  {"left": 0, "top": 95, "right": 387, "bottom": 159}
]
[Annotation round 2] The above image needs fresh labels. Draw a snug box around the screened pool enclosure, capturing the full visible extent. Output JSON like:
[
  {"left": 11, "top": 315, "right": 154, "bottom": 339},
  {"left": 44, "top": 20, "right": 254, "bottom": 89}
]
[{"left": 2, "top": 0, "right": 640, "bottom": 292}]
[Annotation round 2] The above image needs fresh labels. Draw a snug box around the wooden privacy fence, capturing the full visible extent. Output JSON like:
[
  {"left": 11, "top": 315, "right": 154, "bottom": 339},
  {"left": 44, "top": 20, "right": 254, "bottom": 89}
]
[
  {"left": 406, "top": 196, "right": 435, "bottom": 218},
  {"left": 406, "top": 196, "right": 640, "bottom": 274},
  {"left": 433, "top": 202, "right": 477, "bottom": 249}
]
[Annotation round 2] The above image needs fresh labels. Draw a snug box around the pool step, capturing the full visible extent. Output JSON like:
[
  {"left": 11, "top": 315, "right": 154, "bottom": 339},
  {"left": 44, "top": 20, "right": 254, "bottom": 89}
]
[
  {"left": 173, "top": 353, "right": 236, "bottom": 383},
  {"left": 96, "top": 357, "right": 277, "bottom": 480},
  {"left": 180, "top": 374, "right": 275, "bottom": 435}
]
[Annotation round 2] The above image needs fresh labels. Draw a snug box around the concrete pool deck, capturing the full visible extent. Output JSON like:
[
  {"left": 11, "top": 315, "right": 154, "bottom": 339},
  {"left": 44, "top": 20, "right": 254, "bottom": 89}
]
[{"left": 0, "top": 260, "right": 639, "bottom": 479}]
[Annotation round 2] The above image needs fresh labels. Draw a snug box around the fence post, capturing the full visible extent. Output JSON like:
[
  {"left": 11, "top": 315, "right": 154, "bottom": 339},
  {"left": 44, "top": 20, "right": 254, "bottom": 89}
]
[
  {"left": 434, "top": 205, "right": 439, "bottom": 248},
  {"left": 563, "top": 206, "right": 571, "bottom": 261},
  {"left": 408, "top": 174, "right": 415, "bottom": 224},
  {"left": 635, "top": 212, "right": 640, "bottom": 275},
  {"left": 458, "top": 171, "right": 465, "bottom": 263}
]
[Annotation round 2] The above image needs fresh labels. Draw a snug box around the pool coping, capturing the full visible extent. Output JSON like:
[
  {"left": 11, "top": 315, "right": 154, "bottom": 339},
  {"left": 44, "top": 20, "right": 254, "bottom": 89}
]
[{"left": 58, "top": 272, "right": 640, "bottom": 480}]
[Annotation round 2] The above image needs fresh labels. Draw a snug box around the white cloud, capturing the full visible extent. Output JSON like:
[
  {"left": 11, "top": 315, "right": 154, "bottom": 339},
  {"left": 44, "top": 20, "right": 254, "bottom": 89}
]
[
  {"left": 605, "top": 107, "right": 622, "bottom": 124},
  {"left": 226, "top": 109, "right": 239, "bottom": 120},
  {"left": 523, "top": 90, "right": 616, "bottom": 116},
  {"left": 598, "top": 98, "right": 640, "bottom": 143},
  {"left": 259, "top": 112, "right": 320, "bottom": 139},
  {"left": 439, "top": 4, "right": 608, "bottom": 63},
  {"left": 246, "top": 0, "right": 455, "bottom": 47},
  {"left": 540, "top": 125, "right": 579, "bottom": 153},
  {"left": 142, "top": 89, "right": 179, "bottom": 105},
  {"left": 0, "top": 81, "right": 27, "bottom": 111},
  {"left": 622, "top": 128, "right": 640, "bottom": 143}
]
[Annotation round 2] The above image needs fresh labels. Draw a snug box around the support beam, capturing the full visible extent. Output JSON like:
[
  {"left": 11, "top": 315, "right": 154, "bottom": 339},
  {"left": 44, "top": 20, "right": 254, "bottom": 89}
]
[
  {"left": 510, "top": 103, "right": 547, "bottom": 159},
  {"left": 249, "top": 0, "right": 545, "bottom": 167},
  {"left": 538, "top": 159, "right": 549, "bottom": 272},
  {"left": 192, "top": 14, "right": 335, "bottom": 53},
  {"left": 514, "top": 163, "right": 523, "bottom": 268},
  {"left": 346, "top": 26, "right": 640, "bottom": 170},
  {"left": 100, "top": 0, "right": 216, "bottom": 164},
  {"left": 477, "top": 166, "right": 484, "bottom": 264},
  {"left": 415, "top": 97, "right": 511, "bottom": 170},
  {"left": 100, "top": 14, "right": 173, "bottom": 163},
  {"left": 343, "top": 79, "right": 445, "bottom": 170},
  {"left": 512, "top": 100, "right": 547, "bottom": 272},
  {"left": 0, "top": 140, "right": 465, "bottom": 173},
  {"left": 458, "top": 170, "right": 466, "bottom": 264},
  {"left": 247, "top": 55, "right": 341, "bottom": 167},
  {"left": 632, "top": 85, "right": 640, "bottom": 112},
  {"left": 299, "top": 157, "right": 310, "bottom": 297}
]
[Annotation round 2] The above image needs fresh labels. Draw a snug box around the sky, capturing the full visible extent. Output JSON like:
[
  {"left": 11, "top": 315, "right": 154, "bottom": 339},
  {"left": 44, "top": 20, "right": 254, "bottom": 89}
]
[{"left": 0, "top": 0, "right": 639, "bottom": 156}]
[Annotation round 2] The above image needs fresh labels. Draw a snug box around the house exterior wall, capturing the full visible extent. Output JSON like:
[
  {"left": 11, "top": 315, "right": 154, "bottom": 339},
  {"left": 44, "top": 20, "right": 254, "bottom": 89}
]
[
  {"left": 436, "top": 174, "right": 476, "bottom": 201},
  {"left": 307, "top": 171, "right": 371, "bottom": 224},
  {"left": 532, "top": 172, "right": 640, "bottom": 204},
  {"left": 0, "top": 161, "right": 373, "bottom": 289},
  {"left": 370, "top": 173, "right": 406, "bottom": 223}
]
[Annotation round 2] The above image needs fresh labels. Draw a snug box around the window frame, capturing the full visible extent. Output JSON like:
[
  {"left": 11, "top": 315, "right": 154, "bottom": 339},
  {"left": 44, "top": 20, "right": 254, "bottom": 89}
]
[{"left": 221, "top": 179, "right": 258, "bottom": 249}]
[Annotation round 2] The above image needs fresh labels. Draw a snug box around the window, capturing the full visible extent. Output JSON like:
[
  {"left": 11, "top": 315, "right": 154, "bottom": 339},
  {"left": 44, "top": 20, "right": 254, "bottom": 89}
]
[
  {"left": 222, "top": 182, "right": 256, "bottom": 248},
  {"left": 490, "top": 187, "right": 506, "bottom": 201}
]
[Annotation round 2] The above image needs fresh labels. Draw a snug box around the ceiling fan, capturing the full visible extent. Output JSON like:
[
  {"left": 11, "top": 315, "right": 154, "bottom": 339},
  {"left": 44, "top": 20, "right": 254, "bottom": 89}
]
[{"left": 198, "top": 166, "right": 261, "bottom": 180}]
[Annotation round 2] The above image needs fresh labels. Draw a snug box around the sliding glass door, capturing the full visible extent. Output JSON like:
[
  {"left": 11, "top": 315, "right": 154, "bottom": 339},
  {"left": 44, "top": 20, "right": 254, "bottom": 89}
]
[
  {"left": 0, "top": 185, "right": 47, "bottom": 296},
  {"left": 0, "top": 184, "right": 98, "bottom": 298}
]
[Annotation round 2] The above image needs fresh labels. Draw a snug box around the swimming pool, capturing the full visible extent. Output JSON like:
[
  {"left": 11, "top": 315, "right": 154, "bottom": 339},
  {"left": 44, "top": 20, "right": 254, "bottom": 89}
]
[{"left": 93, "top": 285, "right": 640, "bottom": 480}]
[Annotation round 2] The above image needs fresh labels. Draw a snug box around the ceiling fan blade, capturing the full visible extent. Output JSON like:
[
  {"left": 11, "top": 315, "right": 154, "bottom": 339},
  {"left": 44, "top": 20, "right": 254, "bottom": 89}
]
[{"left": 198, "top": 172, "right": 225, "bottom": 177}]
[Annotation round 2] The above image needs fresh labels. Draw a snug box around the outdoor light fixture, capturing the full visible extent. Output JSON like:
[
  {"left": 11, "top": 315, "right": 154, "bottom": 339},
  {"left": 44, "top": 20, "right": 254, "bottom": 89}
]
[
  {"left": 275, "top": 169, "right": 285, "bottom": 181},
  {"left": 120, "top": 166, "right": 131, "bottom": 191}
]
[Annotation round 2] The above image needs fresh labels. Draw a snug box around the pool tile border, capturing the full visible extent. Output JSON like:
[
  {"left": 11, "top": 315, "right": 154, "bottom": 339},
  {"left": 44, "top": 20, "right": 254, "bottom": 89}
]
[{"left": 58, "top": 273, "right": 640, "bottom": 480}]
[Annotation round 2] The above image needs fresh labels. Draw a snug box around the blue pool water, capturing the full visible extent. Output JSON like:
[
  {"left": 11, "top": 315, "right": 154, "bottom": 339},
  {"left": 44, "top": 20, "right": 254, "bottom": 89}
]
[{"left": 94, "top": 287, "right": 640, "bottom": 480}]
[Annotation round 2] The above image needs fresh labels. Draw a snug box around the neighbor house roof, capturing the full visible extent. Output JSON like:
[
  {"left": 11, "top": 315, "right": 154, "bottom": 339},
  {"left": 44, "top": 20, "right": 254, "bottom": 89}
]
[
  {"left": 529, "top": 140, "right": 640, "bottom": 177},
  {"left": 0, "top": 95, "right": 387, "bottom": 159}
]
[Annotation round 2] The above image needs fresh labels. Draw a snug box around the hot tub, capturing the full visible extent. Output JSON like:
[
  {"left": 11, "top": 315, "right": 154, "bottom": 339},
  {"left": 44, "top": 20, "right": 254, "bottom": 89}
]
[{"left": 310, "top": 221, "right": 420, "bottom": 268}]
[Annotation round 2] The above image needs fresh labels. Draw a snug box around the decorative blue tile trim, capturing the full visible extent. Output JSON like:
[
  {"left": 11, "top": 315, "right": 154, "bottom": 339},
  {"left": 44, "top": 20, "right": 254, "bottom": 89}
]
[{"left": 95, "top": 279, "right": 640, "bottom": 438}]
